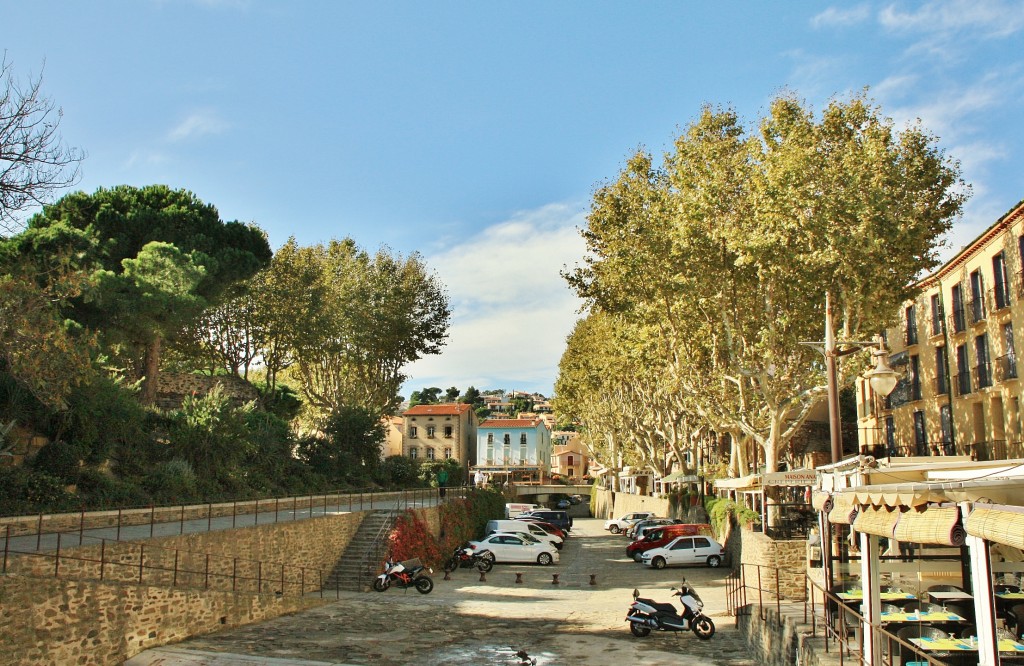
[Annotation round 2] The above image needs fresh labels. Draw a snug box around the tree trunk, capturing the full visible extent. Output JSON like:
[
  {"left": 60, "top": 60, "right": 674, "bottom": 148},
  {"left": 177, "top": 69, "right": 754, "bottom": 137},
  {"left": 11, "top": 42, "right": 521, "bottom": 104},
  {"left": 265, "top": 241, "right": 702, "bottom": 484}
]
[{"left": 140, "top": 335, "right": 162, "bottom": 405}]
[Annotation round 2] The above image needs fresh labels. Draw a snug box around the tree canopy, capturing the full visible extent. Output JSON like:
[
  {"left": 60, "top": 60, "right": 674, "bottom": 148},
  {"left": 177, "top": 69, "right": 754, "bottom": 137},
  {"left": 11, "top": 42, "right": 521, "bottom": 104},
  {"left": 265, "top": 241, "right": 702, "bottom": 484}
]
[{"left": 559, "top": 92, "right": 966, "bottom": 478}]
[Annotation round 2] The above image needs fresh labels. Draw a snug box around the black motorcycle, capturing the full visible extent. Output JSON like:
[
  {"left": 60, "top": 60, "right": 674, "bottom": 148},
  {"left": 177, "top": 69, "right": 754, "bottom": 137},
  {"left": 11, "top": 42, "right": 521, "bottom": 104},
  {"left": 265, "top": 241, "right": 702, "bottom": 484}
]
[
  {"left": 443, "top": 543, "right": 495, "bottom": 573},
  {"left": 626, "top": 580, "right": 715, "bottom": 640},
  {"left": 372, "top": 558, "right": 434, "bottom": 594}
]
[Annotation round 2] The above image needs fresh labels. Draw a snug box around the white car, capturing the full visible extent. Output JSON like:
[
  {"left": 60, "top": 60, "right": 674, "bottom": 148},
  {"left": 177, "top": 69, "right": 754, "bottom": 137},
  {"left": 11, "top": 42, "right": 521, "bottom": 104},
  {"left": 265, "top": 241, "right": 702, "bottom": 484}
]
[
  {"left": 604, "top": 512, "right": 655, "bottom": 535},
  {"left": 469, "top": 532, "right": 560, "bottom": 565},
  {"left": 640, "top": 535, "right": 725, "bottom": 569}
]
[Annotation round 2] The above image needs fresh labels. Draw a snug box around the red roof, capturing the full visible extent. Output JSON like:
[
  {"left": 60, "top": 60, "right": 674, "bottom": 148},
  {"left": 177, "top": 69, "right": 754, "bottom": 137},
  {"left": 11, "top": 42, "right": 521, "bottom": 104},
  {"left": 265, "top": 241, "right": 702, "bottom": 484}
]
[
  {"left": 480, "top": 418, "right": 542, "bottom": 428},
  {"left": 403, "top": 403, "right": 473, "bottom": 416}
]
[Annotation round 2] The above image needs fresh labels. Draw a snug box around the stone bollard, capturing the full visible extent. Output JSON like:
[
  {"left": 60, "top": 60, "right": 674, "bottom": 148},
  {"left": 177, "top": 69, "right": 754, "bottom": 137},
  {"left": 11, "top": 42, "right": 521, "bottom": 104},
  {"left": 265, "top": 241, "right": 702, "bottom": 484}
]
[
  {"left": 551, "top": 573, "right": 560, "bottom": 585},
  {"left": 589, "top": 573, "right": 597, "bottom": 586},
  {"left": 515, "top": 572, "right": 524, "bottom": 584},
  {"left": 479, "top": 570, "right": 487, "bottom": 582}
]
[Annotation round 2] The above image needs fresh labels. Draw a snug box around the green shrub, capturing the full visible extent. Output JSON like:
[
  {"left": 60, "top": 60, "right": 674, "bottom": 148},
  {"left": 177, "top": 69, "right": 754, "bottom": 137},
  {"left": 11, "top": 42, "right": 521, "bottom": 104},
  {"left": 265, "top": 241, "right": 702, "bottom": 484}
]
[
  {"left": 30, "top": 440, "right": 81, "bottom": 484},
  {"left": 0, "top": 467, "right": 75, "bottom": 516},
  {"left": 143, "top": 459, "right": 199, "bottom": 504},
  {"left": 76, "top": 468, "right": 151, "bottom": 509}
]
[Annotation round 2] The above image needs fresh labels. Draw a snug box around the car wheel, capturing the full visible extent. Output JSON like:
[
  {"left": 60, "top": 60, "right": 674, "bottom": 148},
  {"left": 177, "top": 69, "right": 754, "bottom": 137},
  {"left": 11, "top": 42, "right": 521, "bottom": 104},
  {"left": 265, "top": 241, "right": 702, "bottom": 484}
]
[
  {"left": 537, "top": 552, "right": 553, "bottom": 566},
  {"left": 652, "top": 556, "right": 667, "bottom": 570},
  {"left": 632, "top": 552, "right": 644, "bottom": 563},
  {"left": 707, "top": 555, "right": 722, "bottom": 568},
  {"left": 609, "top": 525, "right": 621, "bottom": 534}
]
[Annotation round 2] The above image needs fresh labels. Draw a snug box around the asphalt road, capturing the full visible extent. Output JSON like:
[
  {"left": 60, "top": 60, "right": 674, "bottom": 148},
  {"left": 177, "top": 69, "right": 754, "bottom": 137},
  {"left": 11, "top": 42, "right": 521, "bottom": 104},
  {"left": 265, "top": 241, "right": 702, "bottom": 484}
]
[{"left": 126, "top": 518, "right": 758, "bottom": 666}]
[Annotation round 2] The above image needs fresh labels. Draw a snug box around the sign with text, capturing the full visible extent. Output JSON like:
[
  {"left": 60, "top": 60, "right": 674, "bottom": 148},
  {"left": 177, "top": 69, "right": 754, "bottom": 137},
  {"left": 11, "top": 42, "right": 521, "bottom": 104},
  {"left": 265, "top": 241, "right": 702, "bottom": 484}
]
[{"left": 762, "top": 470, "right": 818, "bottom": 486}]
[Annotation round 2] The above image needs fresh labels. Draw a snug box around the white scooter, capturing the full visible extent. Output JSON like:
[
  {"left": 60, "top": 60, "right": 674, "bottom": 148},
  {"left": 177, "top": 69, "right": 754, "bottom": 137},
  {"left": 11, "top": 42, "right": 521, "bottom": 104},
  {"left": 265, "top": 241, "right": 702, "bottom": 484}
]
[{"left": 626, "top": 580, "right": 715, "bottom": 639}]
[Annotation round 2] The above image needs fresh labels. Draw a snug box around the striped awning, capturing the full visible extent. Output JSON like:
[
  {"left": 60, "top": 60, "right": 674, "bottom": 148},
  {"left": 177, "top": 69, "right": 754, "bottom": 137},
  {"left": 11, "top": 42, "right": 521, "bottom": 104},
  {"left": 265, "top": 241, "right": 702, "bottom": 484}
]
[
  {"left": 965, "top": 506, "right": 1024, "bottom": 551},
  {"left": 893, "top": 505, "right": 966, "bottom": 546},
  {"left": 853, "top": 506, "right": 900, "bottom": 538},
  {"left": 828, "top": 493, "right": 859, "bottom": 525}
]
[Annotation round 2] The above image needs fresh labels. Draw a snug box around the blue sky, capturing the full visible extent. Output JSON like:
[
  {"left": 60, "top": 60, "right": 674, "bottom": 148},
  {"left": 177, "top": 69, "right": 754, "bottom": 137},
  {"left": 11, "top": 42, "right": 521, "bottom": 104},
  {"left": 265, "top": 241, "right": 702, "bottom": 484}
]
[{"left": 5, "top": 1, "right": 1024, "bottom": 398}]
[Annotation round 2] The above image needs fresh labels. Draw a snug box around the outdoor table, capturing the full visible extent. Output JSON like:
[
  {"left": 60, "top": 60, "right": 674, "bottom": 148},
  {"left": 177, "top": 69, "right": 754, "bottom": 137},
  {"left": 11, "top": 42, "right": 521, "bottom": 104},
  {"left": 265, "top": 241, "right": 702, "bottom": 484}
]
[
  {"left": 910, "top": 637, "right": 1024, "bottom": 653},
  {"left": 880, "top": 610, "right": 966, "bottom": 623},
  {"left": 838, "top": 590, "right": 917, "bottom": 602},
  {"left": 997, "top": 592, "right": 1024, "bottom": 601},
  {"left": 928, "top": 590, "right": 973, "bottom": 603}
]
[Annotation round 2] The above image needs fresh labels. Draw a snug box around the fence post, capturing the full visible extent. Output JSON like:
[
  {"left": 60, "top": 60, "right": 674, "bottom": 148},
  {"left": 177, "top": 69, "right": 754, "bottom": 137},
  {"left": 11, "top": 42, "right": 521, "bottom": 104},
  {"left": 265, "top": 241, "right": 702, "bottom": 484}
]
[
  {"left": 79, "top": 506, "right": 85, "bottom": 543},
  {"left": 117, "top": 508, "right": 123, "bottom": 542},
  {"left": 254, "top": 498, "right": 259, "bottom": 525},
  {"left": 757, "top": 565, "right": 764, "bottom": 620},
  {"left": 99, "top": 539, "right": 106, "bottom": 581},
  {"left": 233, "top": 557, "right": 238, "bottom": 591},
  {"left": 208, "top": 503, "right": 212, "bottom": 532},
  {"left": 232, "top": 501, "right": 237, "bottom": 529},
  {"left": 139, "top": 543, "right": 145, "bottom": 584},
  {"left": 54, "top": 532, "right": 62, "bottom": 578},
  {"left": 775, "top": 567, "right": 781, "bottom": 617},
  {"left": 2, "top": 525, "right": 8, "bottom": 573},
  {"left": 173, "top": 549, "right": 179, "bottom": 587},
  {"left": 275, "top": 498, "right": 280, "bottom": 523},
  {"left": 36, "top": 514, "right": 42, "bottom": 551},
  {"left": 149, "top": 505, "right": 155, "bottom": 538},
  {"left": 205, "top": 554, "right": 210, "bottom": 589},
  {"left": 180, "top": 504, "right": 185, "bottom": 535}
]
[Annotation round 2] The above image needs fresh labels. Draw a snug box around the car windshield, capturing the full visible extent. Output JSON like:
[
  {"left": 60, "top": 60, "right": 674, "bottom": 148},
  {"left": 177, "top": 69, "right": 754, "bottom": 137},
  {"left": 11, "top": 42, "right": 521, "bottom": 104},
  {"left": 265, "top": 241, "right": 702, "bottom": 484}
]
[{"left": 515, "top": 532, "right": 542, "bottom": 544}]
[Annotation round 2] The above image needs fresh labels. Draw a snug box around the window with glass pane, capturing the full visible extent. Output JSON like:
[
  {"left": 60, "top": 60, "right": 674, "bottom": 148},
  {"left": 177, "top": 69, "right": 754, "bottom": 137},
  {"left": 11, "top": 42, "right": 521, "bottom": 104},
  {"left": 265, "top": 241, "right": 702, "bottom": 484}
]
[
  {"left": 940, "top": 405, "right": 954, "bottom": 455},
  {"left": 930, "top": 293, "right": 944, "bottom": 335},
  {"left": 970, "top": 270, "right": 985, "bottom": 322},
  {"left": 976, "top": 333, "right": 991, "bottom": 388},
  {"left": 993, "top": 252, "right": 1011, "bottom": 309},
  {"left": 935, "top": 347, "right": 948, "bottom": 394},
  {"left": 1004, "top": 323, "right": 1018, "bottom": 380},
  {"left": 952, "top": 284, "right": 966, "bottom": 332},
  {"left": 913, "top": 411, "right": 927, "bottom": 456},
  {"left": 885, "top": 416, "right": 896, "bottom": 456},
  {"left": 956, "top": 344, "right": 970, "bottom": 394},
  {"left": 906, "top": 305, "right": 918, "bottom": 345}
]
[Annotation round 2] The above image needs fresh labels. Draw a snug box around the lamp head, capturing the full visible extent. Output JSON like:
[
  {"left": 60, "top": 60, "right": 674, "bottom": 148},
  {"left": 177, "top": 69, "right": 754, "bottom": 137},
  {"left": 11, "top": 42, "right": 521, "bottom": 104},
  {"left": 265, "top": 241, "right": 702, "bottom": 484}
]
[{"left": 865, "top": 345, "right": 899, "bottom": 396}]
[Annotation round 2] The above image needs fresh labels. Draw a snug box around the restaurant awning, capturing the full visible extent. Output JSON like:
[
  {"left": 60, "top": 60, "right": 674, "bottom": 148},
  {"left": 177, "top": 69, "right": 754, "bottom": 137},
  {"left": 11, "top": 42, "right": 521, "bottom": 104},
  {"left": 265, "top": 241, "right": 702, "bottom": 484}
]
[
  {"left": 828, "top": 492, "right": 859, "bottom": 524},
  {"left": 660, "top": 472, "right": 700, "bottom": 484},
  {"left": 714, "top": 474, "right": 760, "bottom": 491},
  {"left": 811, "top": 491, "right": 831, "bottom": 512},
  {"left": 965, "top": 505, "right": 1024, "bottom": 551},
  {"left": 853, "top": 506, "right": 900, "bottom": 538},
  {"left": 893, "top": 505, "right": 966, "bottom": 547}
]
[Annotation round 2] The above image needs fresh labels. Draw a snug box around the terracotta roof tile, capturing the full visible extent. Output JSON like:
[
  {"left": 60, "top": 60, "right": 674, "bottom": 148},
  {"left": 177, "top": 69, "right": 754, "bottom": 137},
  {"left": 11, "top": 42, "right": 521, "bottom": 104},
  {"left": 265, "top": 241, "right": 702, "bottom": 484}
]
[
  {"left": 403, "top": 403, "right": 472, "bottom": 416},
  {"left": 479, "top": 418, "right": 543, "bottom": 428}
]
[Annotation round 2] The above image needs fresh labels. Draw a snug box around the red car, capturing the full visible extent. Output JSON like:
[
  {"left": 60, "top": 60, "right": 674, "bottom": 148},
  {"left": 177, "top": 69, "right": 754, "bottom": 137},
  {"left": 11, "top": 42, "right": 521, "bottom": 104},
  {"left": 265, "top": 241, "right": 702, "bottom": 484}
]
[
  {"left": 625, "top": 524, "right": 714, "bottom": 562},
  {"left": 514, "top": 517, "right": 567, "bottom": 539}
]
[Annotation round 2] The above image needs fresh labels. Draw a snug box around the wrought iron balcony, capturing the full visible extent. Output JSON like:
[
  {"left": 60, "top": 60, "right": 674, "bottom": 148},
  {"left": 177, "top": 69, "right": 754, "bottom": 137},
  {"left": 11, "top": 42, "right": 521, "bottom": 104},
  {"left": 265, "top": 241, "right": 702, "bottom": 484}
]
[
  {"left": 953, "top": 371, "right": 972, "bottom": 396},
  {"left": 974, "top": 361, "right": 993, "bottom": 389},
  {"left": 996, "top": 354, "right": 1019, "bottom": 382}
]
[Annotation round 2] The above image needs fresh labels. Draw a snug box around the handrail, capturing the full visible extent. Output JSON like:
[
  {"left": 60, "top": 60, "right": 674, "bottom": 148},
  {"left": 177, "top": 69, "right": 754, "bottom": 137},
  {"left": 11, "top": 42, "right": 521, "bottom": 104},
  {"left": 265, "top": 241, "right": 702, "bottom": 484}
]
[
  {"left": 728, "top": 562, "right": 955, "bottom": 666},
  {"left": 0, "top": 485, "right": 470, "bottom": 548},
  {"left": 1, "top": 523, "right": 340, "bottom": 601}
]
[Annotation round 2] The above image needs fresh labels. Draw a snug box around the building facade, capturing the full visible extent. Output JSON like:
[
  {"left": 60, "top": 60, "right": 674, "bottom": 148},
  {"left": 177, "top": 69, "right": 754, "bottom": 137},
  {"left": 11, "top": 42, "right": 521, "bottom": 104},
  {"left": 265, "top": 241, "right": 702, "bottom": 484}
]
[
  {"left": 401, "top": 403, "right": 478, "bottom": 471},
  {"left": 473, "top": 418, "right": 552, "bottom": 484},
  {"left": 856, "top": 199, "right": 1024, "bottom": 461},
  {"left": 550, "top": 432, "right": 589, "bottom": 482}
]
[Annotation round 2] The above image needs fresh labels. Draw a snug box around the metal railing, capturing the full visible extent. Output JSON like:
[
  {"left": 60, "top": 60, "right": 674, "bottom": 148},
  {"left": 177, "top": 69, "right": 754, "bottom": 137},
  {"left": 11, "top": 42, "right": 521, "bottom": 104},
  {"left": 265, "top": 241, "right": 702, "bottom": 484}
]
[
  {"left": 975, "top": 362, "right": 993, "bottom": 389},
  {"left": 0, "top": 485, "right": 467, "bottom": 549},
  {"left": 997, "top": 354, "right": 1019, "bottom": 382},
  {"left": 1, "top": 523, "right": 342, "bottom": 600},
  {"left": 727, "top": 562, "right": 954, "bottom": 666}
]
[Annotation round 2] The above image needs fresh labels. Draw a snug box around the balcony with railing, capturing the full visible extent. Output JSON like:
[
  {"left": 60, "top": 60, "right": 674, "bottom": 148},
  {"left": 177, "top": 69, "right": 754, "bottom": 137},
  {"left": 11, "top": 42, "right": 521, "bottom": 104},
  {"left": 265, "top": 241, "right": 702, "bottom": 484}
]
[
  {"left": 992, "top": 283, "right": 1013, "bottom": 312},
  {"left": 974, "top": 361, "right": 993, "bottom": 389},
  {"left": 974, "top": 440, "right": 1024, "bottom": 461},
  {"left": 949, "top": 304, "right": 967, "bottom": 334},
  {"left": 933, "top": 372, "right": 948, "bottom": 395},
  {"left": 967, "top": 295, "right": 986, "bottom": 325},
  {"left": 996, "top": 353, "right": 1019, "bottom": 382},
  {"left": 953, "top": 370, "right": 972, "bottom": 396},
  {"left": 904, "top": 324, "right": 918, "bottom": 346}
]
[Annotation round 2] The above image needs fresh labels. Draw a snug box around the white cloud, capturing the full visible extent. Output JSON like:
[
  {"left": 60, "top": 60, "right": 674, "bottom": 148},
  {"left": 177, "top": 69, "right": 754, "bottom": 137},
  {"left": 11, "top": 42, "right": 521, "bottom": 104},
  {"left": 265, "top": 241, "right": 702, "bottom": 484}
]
[
  {"left": 811, "top": 4, "right": 872, "bottom": 28},
  {"left": 401, "top": 203, "right": 588, "bottom": 397},
  {"left": 879, "top": 0, "right": 1024, "bottom": 38},
  {"left": 168, "top": 109, "right": 229, "bottom": 142},
  {"left": 883, "top": 72, "right": 1006, "bottom": 140}
]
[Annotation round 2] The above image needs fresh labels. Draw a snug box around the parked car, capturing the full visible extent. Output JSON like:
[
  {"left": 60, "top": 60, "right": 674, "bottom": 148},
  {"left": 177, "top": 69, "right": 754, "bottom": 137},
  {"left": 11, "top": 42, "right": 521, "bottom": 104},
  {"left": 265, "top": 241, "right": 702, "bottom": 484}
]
[
  {"left": 626, "top": 517, "right": 684, "bottom": 539},
  {"left": 469, "top": 532, "right": 559, "bottom": 565},
  {"left": 513, "top": 517, "right": 567, "bottom": 539},
  {"left": 518, "top": 509, "right": 573, "bottom": 533},
  {"left": 568, "top": 494, "right": 584, "bottom": 505},
  {"left": 555, "top": 498, "right": 571, "bottom": 509},
  {"left": 485, "top": 519, "right": 564, "bottom": 549},
  {"left": 604, "top": 512, "right": 655, "bottom": 535},
  {"left": 640, "top": 535, "right": 725, "bottom": 569},
  {"left": 626, "top": 524, "right": 715, "bottom": 562}
]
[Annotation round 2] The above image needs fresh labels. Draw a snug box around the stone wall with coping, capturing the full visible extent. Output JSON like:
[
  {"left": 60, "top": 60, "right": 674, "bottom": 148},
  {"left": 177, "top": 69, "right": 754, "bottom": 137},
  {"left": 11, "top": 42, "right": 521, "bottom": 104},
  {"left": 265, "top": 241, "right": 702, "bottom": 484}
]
[
  {"left": 737, "top": 607, "right": 826, "bottom": 666},
  {"left": 739, "top": 527, "right": 808, "bottom": 601},
  {"left": 0, "top": 508, "right": 389, "bottom": 665}
]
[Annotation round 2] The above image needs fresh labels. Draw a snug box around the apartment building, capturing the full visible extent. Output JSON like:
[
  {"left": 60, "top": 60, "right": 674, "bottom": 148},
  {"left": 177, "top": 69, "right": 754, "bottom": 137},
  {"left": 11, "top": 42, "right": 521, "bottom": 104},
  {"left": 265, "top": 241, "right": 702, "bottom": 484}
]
[
  {"left": 856, "top": 199, "right": 1024, "bottom": 461},
  {"left": 401, "top": 403, "right": 479, "bottom": 472}
]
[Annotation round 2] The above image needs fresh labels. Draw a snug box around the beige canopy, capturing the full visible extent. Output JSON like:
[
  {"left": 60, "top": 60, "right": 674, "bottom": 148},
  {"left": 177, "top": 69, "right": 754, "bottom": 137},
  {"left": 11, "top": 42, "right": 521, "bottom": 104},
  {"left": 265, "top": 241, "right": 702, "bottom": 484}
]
[{"left": 966, "top": 505, "right": 1024, "bottom": 551}]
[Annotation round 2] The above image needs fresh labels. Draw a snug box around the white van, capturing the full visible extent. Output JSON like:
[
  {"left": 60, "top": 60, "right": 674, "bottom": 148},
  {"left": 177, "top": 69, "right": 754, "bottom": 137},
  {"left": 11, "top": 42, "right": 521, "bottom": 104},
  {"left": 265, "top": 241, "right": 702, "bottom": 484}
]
[
  {"left": 486, "top": 519, "right": 563, "bottom": 549},
  {"left": 505, "top": 503, "right": 539, "bottom": 518}
]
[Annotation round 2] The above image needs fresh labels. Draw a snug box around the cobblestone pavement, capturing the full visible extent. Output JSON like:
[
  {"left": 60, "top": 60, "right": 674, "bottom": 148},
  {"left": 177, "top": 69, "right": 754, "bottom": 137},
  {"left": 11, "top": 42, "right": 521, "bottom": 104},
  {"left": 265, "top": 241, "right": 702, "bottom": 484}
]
[{"left": 127, "top": 518, "right": 758, "bottom": 666}]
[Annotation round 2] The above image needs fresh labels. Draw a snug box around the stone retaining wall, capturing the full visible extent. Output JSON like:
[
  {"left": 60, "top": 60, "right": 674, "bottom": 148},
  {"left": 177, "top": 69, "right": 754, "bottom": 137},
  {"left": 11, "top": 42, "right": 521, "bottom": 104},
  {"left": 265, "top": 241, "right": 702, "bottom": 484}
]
[
  {"left": 740, "top": 528, "right": 807, "bottom": 601},
  {"left": 0, "top": 509, "right": 381, "bottom": 665},
  {"left": 737, "top": 607, "right": 825, "bottom": 666}
]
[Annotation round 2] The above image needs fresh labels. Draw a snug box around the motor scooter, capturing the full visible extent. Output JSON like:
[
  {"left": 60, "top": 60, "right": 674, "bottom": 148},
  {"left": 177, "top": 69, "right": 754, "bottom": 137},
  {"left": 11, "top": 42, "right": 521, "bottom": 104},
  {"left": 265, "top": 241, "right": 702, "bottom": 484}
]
[
  {"left": 626, "top": 580, "right": 715, "bottom": 639},
  {"left": 373, "top": 557, "right": 434, "bottom": 594}
]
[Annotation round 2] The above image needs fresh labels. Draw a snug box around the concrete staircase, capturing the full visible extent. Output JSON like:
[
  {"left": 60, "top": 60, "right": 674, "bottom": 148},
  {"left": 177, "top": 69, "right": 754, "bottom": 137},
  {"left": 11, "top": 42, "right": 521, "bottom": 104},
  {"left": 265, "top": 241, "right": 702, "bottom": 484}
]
[{"left": 324, "top": 509, "right": 395, "bottom": 592}]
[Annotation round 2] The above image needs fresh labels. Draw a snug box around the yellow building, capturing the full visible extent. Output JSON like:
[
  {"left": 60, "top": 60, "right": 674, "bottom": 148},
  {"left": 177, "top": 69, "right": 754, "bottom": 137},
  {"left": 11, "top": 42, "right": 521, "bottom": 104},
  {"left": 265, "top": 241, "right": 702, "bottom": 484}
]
[{"left": 857, "top": 199, "right": 1024, "bottom": 461}]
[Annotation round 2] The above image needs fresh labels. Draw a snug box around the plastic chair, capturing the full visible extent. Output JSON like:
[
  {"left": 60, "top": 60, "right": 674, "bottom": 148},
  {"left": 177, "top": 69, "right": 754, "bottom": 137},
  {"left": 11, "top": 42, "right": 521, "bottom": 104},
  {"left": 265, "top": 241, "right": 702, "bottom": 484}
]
[{"left": 880, "top": 603, "right": 902, "bottom": 614}]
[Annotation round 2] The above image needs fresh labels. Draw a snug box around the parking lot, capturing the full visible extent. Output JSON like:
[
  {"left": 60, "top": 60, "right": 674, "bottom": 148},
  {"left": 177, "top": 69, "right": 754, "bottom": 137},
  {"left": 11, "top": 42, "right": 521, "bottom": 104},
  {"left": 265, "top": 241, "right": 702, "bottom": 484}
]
[{"left": 127, "top": 518, "right": 758, "bottom": 666}]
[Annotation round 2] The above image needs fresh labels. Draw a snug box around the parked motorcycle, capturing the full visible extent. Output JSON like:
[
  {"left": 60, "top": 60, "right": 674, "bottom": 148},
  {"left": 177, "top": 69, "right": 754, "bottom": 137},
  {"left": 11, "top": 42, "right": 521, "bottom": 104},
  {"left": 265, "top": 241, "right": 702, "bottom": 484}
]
[
  {"left": 373, "top": 558, "right": 434, "bottom": 594},
  {"left": 626, "top": 580, "right": 715, "bottom": 640},
  {"left": 443, "top": 543, "right": 495, "bottom": 573}
]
